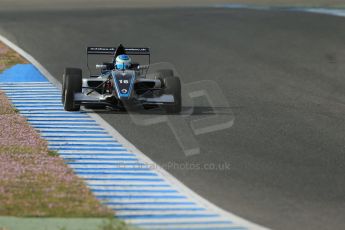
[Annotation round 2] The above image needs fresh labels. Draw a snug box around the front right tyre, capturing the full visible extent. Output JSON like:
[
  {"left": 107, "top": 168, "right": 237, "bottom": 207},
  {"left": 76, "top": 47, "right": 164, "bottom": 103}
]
[
  {"left": 62, "top": 68, "right": 82, "bottom": 111},
  {"left": 154, "top": 69, "right": 174, "bottom": 79}
]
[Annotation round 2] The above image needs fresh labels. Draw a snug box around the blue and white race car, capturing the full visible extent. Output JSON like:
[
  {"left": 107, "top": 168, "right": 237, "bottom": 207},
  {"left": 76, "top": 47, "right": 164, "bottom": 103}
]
[{"left": 62, "top": 44, "right": 181, "bottom": 113}]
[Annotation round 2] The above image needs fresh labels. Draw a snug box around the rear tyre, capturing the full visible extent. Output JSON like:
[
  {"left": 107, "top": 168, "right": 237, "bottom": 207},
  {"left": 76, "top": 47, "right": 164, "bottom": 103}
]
[
  {"left": 63, "top": 68, "right": 82, "bottom": 111},
  {"left": 161, "top": 76, "right": 182, "bottom": 114}
]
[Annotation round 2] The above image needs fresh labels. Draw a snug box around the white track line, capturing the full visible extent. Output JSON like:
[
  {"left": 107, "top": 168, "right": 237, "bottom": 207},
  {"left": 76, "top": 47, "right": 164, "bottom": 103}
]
[
  {"left": 86, "top": 181, "right": 170, "bottom": 186},
  {"left": 123, "top": 218, "right": 233, "bottom": 224}
]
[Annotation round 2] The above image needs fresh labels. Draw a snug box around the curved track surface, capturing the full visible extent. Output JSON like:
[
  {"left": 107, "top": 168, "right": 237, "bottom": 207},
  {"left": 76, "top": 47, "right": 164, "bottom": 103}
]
[{"left": 1, "top": 5, "right": 345, "bottom": 230}]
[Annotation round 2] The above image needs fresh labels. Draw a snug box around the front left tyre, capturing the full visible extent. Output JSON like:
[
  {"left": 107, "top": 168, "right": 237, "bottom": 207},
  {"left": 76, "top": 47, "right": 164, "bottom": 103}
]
[
  {"left": 161, "top": 76, "right": 182, "bottom": 114},
  {"left": 62, "top": 68, "right": 82, "bottom": 111}
]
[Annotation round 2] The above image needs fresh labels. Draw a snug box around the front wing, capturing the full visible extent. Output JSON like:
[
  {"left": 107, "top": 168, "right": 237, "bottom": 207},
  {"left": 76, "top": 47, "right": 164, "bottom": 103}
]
[{"left": 74, "top": 92, "right": 175, "bottom": 105}]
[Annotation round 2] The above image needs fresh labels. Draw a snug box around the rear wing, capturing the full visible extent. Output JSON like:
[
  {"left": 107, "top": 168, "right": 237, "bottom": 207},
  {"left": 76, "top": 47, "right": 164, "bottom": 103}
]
[
  {"left": 87, "top": 47, "right": 150, "bottom": 55},
  {"left": 86, "top": 46, "right": 151, "bottom": 75}
]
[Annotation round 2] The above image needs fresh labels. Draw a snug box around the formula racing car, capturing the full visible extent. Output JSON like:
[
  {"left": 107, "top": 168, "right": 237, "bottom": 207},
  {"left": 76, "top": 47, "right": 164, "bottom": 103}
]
[{"left": 62, "top": 44, "right": 181, "bottom": 113}]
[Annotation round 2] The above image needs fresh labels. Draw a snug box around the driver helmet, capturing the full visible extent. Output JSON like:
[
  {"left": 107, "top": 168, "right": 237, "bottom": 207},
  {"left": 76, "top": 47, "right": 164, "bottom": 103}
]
[{"left": 115, "top": 54, "right": 132, "bottom": 70}]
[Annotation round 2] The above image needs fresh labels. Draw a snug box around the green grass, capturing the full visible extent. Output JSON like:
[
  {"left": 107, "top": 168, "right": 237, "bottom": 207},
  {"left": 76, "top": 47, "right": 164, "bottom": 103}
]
[
  {"left": 0, "top": 92, "right": 16, "bottom": 115},
  {"left": 0, "top": 217, "right": 138, "bottom": 230},
  {"left": 47, "top": 150, "right": 60, "bottom": 157},
  {"left": 0, "top": 42, "right": 28, "bottom": 73},
  {"left": 99, "top": 219, "right": 139, "bottom": 230},
  {"left": 0, "top": 146, "right": 45, "bottom": 154}
]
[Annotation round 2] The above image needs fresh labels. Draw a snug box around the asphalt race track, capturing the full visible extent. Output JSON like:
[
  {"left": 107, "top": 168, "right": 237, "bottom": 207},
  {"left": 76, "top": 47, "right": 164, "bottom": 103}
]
[{"left": 1, "top": 4, "right": 345, "bottom": 230}]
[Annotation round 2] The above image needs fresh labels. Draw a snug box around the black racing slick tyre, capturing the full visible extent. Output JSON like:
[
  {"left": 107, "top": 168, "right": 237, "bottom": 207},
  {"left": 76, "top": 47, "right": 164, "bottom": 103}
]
[
  {"left": 161, "top": 76, "right": 182, "bottom": 114},
  {"left": 63, "top": 68, "right": 82, "bottom": 111},
  {"left": 154, "top": 69, "right": 174, "bottom": 80},
  {"left": 62, "top": 68, "right": 82, "bottom": 104}
]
